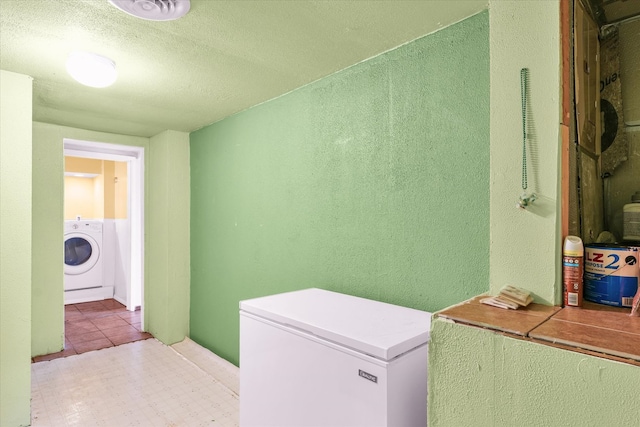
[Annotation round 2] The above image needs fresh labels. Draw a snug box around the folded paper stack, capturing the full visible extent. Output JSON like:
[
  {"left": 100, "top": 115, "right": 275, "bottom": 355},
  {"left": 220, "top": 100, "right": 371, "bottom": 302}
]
[{"left": 481, "top": 285, "right": 533, "bottom": 310}]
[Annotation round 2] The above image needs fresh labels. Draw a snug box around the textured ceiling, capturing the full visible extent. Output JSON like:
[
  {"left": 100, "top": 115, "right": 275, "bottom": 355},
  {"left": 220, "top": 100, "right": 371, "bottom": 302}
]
[{"left": 0, "top": 0, "right": 487, "bottom": 137}]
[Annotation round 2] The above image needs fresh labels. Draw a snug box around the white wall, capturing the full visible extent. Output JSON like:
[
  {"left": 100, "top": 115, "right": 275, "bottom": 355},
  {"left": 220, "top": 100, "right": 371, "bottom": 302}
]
[
  {"left": 103, "top": 219, "right": 116, "bottom": 294},
  {"left": 106, "top": 219, "right": 131, "bottom": 306}
]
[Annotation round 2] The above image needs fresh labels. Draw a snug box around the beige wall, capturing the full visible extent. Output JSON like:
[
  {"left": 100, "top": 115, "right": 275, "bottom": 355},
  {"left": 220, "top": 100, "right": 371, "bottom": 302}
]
[
  {"left": 103, "top": 161, "right": 115, "bottom": 218},
  {"left": 114, "top": 161, "right": 128, "bottom": 218},
  {"left": 65, "top": 177, "right": 96, "bottom": 219},
  {"left": 65, "top": 156, "right": 102, "bottom": 174},
  {"left": 64, "top": 157, "right": 128, "bottom": 220}
]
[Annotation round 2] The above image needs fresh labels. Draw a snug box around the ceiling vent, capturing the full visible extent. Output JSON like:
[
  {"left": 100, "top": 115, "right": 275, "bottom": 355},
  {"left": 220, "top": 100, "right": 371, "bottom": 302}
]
[{"left": 108, "top": 0, "right": 190, "bottom": 21}]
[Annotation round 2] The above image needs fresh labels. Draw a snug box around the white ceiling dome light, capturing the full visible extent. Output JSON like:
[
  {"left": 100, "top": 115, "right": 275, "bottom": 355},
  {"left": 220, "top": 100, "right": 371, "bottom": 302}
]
[
  {"left": 108, "top": 0, "right": 191, "bottom": 21},
  {"left": 66, "top": 52, "right": 117, "bottom": 88}
]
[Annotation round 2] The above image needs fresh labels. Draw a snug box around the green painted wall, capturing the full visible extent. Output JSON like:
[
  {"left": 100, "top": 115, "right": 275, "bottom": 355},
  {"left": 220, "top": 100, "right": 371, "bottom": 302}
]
[
  {"left": 32, "top": 123, "right": 65, "bottom": 357},
  {"left": 31, "top": 123, "right": 190, "bottom": 357},
  {"left": 489, "top": 0, "right": 562, "bottom": 304},
  {"left": 429, "top": 318, "right": 640, "bottom": 426},
  {"left": 147, "top": 130, "right": 191, "bottom": 344},
  {"left": 190, "top": 12, "right": 490, "bottom": 366},
  {"left": 32, "top": 122, "right": 148, "bottom": 356},
  {"left": 429, "top": 2, "right": 640, "bottom": 425},
  {"left": 0, "top": 70, "right": 32, "bottom": 427}
]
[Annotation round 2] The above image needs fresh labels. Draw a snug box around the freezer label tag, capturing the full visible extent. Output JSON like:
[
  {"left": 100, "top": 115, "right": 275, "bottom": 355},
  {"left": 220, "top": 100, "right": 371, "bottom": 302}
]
[{"left": 358, "top": 370, "right": 377, "bottom": 383}]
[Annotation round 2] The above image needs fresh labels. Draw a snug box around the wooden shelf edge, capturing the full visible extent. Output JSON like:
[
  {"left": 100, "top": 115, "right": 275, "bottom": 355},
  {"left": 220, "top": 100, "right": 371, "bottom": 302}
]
[{"left": 435, "top": 295, "right": 640, "bottom": 367}]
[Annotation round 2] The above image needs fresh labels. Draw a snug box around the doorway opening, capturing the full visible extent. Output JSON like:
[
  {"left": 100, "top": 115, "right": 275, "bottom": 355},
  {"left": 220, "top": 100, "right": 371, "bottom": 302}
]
[{"left": 63, "top": 139, "right": 144, "bottom": 318}]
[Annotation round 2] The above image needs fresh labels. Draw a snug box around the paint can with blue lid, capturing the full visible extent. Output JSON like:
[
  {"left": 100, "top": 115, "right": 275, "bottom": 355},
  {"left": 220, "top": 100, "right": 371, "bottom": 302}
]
[{"left": 584, "top": 244, "right": 639, "bottom": 307}]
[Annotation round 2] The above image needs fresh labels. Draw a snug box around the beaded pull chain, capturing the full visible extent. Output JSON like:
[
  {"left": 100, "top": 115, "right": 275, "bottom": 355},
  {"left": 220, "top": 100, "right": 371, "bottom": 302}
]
[
  {"left": 517, "top": 68, "right": 536, "bottom": 209},
  {"left": 521, "top": 68, "right": 529, "bottom": 192}
]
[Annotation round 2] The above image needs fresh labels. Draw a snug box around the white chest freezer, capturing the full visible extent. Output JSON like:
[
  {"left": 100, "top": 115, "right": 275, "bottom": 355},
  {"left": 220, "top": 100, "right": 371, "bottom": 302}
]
[{"left": 239, "top": 288, "right": 431, "bottom": 427}]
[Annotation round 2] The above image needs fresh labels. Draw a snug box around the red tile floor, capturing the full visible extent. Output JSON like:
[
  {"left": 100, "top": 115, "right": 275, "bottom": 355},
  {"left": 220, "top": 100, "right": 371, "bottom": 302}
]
[{"left": 32, "top": 299, "right": 153, "bottom": 362}]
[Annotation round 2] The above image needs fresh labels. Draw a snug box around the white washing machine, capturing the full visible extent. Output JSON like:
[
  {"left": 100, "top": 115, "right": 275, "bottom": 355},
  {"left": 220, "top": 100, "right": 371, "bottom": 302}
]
[{"left": 64, "top": 220, "right": 106, "bottom": 302}]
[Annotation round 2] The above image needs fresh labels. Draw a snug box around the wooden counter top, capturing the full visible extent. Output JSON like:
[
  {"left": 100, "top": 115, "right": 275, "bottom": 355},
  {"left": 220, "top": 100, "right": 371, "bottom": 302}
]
[
  {"left": 436, "top": 297, "right": 640, "bottom": 366},
  {"left": 529, "top": 302, "right": 640, "bottom": 363},
  {"left": 437, "top": 295, "right": 560, "bottom": 336}
]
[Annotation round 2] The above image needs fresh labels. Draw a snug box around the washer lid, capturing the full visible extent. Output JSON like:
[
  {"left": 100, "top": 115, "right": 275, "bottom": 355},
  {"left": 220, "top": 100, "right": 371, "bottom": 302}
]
[{"left": 240, "top": 288, "right": 431, "bottom": 361}]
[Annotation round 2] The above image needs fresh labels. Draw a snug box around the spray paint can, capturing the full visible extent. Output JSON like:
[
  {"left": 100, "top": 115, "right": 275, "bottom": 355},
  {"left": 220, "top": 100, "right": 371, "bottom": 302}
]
[{"left": 563, "top": 236, "right": 584, "bottom": 307}]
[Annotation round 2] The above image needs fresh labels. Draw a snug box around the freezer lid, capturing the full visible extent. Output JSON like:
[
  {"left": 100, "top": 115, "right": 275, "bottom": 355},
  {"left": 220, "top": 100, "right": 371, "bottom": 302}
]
[{"left": 240, "top": 288, "right": 431, "bottom": 361}]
